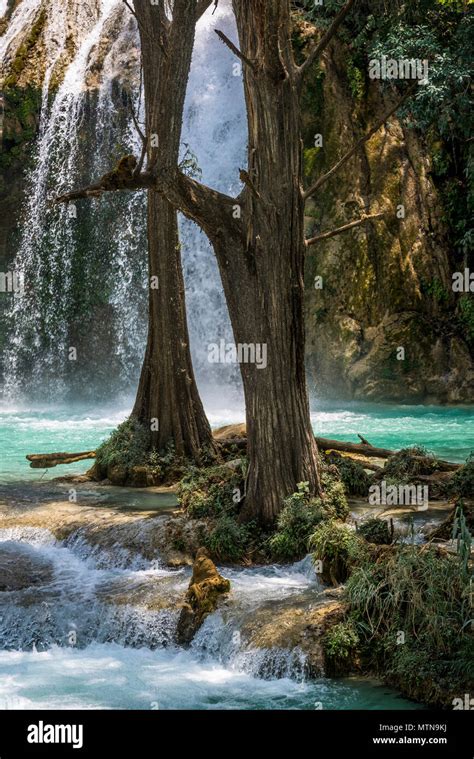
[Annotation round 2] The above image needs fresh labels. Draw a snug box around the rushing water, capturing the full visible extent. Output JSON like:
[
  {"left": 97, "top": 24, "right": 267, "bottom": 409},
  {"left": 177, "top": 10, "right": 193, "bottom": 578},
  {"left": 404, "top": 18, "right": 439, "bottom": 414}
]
[{"left": 0, "top": 523, "right": 420, "bottom": 710}]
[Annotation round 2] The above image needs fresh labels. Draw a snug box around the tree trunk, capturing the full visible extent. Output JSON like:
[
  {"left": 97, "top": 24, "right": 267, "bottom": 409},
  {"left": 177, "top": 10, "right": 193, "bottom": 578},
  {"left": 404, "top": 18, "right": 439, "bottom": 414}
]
[
  {"left": 212, "top": 0, "right": 321, "bottom": 523},
  {"left": 131, "top": 0, "right": 216, "bottom": 461}
]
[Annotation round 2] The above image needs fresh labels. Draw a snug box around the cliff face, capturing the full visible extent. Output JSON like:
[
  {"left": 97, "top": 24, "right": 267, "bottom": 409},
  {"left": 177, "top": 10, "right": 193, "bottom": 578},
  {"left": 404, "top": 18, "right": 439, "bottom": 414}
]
[{"left": 303, "top": 35, "right": 474, "bottom": 403}]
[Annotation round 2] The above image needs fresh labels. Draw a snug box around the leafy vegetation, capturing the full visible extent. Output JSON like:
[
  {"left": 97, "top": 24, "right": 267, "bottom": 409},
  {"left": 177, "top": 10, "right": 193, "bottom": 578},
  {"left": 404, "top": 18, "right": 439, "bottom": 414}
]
[
  {"left": 448, "top": 454, "right": 474, "bottom": 497},
  {"left": 310, "top": 521, "right": 363, "bottom": 584},
  {"left": 358, "top": 517, "right": 393, "bottom": 545},
  {"left": 345, "top": 541, "right": 473, "bottom": 706},
  {"left": 177, "top": 462, "right": 244, "bottom": 518},
  {"left": 95, "top": 417, "right": 150, "bottom": 471}
]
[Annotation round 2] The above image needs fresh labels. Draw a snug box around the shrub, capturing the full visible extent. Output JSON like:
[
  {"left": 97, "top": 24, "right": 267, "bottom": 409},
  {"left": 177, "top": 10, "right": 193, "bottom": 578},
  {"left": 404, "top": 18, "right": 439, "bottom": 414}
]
[
  {"left": 383, "top": 446, "right": 438, "bottom": 482},
  {"left": 310, "top": 521, "right": 362, "bottom": 585},
  {"left": 321, "top": 471, "right": 350, "bottom": 520},
  {"left": 96, "top": 417, "right": 150, "bottom": 471},
  {"left": 448, "top": 454, "right": 474, "bottom": 498},
  {"left": 323, "top": 620, "right": 360, "bottom": 675},
  {"left": 358, "top": 517, "right": 392, "bottom": 545},
  {"left": 177, "top": 463, "right": 244, "bottom": 519},
  {"left": 345, "top": 542, "right": 473, "bottom": 706},
  {"left": 204, "top": 516, "right": 252, "bottom": 563},
  {"left": 268, "top": 482, "right": 326, "bottom": 561},
  {"left": 332, "top": 456, "right": 371, "bottom": 497}
]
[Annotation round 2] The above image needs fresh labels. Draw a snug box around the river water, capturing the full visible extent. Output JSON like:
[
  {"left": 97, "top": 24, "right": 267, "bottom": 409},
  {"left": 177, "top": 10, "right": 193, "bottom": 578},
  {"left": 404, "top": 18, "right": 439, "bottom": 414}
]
[{"left": 0, "top": 401, "right": 471, "bottom": 709}]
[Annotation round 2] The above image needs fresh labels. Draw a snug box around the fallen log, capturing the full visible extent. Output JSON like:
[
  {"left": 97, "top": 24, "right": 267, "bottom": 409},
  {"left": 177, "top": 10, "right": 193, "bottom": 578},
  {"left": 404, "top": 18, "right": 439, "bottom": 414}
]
[
  {"left": 26, "top": 451, "right": 96, "bottom": 468},
  {"left": 316, "top": 437, "right": 460, "bottom": 471}
]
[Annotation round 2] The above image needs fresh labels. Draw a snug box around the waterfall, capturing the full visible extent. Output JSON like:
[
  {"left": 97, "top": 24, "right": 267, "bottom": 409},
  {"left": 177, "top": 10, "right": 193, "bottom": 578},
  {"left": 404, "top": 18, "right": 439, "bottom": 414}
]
[
  {"left": 1, "top": 0, "right": 248, "bottom": 408},
  {"left": 2, "top": 0, "right": 147, "bottom": 403}
]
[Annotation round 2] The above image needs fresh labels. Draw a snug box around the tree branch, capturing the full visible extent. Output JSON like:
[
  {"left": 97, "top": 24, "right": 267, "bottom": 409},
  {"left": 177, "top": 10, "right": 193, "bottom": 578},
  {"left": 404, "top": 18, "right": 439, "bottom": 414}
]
[
  {"left": 215, "top": 29, "right": 256, "bottom": 70},
  {"left": 305, "top": 212, "right": 384, "bottom": 247},
  {"left": 304, "top": 84, "right": 417, "bottom": 201},
  {"left": 298, "top": 0, "right": 356, "bottom": 80},
  {"left": 54, "top": 169, "right": 155, "bottom": 204}
]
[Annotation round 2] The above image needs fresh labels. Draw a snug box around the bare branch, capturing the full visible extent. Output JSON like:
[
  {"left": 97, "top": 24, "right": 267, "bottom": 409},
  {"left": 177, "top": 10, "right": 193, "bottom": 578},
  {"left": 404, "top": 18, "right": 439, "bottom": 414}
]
[
  {"left": 215, "top": 29, "right": 256, "bottom": 71},
  {"left": 298, "top": 0, "right": 356, "bottom": 80},
  {"left": 304, "top": 84, "right": 417, "bottom": 201},
  {"left": 54, "top": 169, "right": 155, "bottom": 205},
  {"left": 305, "top": 212, "right": 384, "bottom": 248}
]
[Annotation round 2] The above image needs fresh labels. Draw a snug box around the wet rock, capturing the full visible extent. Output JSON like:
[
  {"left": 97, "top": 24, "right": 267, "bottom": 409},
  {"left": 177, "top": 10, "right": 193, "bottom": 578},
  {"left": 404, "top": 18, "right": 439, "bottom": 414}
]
[
  {"left": 0, "top": 542, "right": 53, "bottom": 591},
  {"left": 108, "top": 465, "right": 128, "bottom": 486},
  {"left": 238, "top": 593, "right": 346, "bottom": 677},
  {"left": 176, "top": 548, "right": 230, "bottom": 645}
]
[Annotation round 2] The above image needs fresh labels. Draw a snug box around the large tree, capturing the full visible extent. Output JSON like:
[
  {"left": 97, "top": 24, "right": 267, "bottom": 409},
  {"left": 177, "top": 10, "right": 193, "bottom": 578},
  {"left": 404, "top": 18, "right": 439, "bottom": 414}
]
[
  {"left": 129, "top": 0, "right": 217, "bottom": 462},
  {"left": 58, "top": 0, "right": 413, "bottom": 523},
  {"left": 59, "top": 0, "right": 216, "bottom": 464}
]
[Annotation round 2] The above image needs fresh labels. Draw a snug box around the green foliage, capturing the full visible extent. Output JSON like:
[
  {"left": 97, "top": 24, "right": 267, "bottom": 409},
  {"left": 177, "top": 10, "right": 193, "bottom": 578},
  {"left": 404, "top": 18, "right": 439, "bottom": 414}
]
[
  {"left": 346, "top": 57, "right": 365, "bottom": 101},
  {"left": 177, "top": 463, "right": 244, "bottom": 519},
  {"left": 459, "top": 295, "right": 474, "bottom": 342},
  {"left": 324, "top": 619, "right": 360, "bottom": 672},
  {"left": 268, "top": 482, "right": 326, "bottom": 560},
  {"left": 204, "top": 515, "right": 252, "bottom": 563},
  {"left": 95, "top": 417, "right": 150, "bottom": 471},
  {"left": 345, "top": 543, "right": 472, "bottom": 702},
  {"left": 330, "top": 456, "right": 371, "bottom": 496},
  {"left": 268, "top": 476, "right": 349, "bottom": 561},
  {"left": 347, "top": 544, "right": 468, "bottom": 649},
  {"left": 448, "top": 454, "right": 474, "bottom": 498},
  {"left": 303, "top": 147, "right": 322, "bottom": 178},
  {"left": 452, "top": 502, "right": 473, "bottom": 575},
  {"left": 310, "top": 521, "right": 363, "bottom": 584},
  {"left": 320, "top": 470, "right": 350, "bottom": 519},
  {"left": 383, "top": 446, "right": 438, "bottom": 482},
  {"left": 422, "top": 277, "right": 450, "bottom": 304},
  {"left": 358, "top": 517, "right": 392, "bottom": 545}
]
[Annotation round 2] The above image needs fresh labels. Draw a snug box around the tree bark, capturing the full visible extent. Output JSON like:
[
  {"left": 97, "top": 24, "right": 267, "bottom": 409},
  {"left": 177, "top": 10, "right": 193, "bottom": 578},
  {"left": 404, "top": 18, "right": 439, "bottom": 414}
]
[
  {"left": 130, "top": 0, "right": 216, "bottom": 460},
  {"left": 206, "top": 0, "right": 322, "bottom": 523}
]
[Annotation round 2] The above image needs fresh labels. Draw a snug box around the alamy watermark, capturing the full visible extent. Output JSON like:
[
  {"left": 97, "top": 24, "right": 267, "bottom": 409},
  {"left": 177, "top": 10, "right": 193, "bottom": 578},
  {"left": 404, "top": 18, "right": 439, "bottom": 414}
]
[
  {"left": 369, "top": 55, "right": 429, "bottom": 84},
  {"left": 0, "top": 270, "right": 24, "bottom": 297},
  {"left": 369, "top": 481, "right": 429, "bottom": 510},
  {"left": 208, "top": 339, "right": 267, "bottom": 369}
]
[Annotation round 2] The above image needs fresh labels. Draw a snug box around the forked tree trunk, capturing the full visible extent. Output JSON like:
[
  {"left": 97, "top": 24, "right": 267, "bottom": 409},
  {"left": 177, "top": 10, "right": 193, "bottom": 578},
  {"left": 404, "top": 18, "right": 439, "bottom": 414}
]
[{"left": 132, "top": 0, "right": 216, "bottom": 460}]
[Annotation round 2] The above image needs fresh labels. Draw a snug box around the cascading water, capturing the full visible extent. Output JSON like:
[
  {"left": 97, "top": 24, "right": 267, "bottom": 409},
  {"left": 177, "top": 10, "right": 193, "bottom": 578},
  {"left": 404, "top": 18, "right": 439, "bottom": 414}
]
[
  {"left": 1, "top": 0, "right": 246, "bottom": 407},
  {"left": 2, "top": 0, "right": 147, "bottom": 403}
]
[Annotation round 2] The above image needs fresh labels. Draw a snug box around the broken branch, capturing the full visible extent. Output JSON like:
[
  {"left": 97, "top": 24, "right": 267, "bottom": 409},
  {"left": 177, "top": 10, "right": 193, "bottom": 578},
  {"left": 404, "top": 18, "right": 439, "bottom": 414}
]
[
  {"left": 305, "top": 212, "right": 384, "bottom": 247},
  {"left": 215, "top": 29, "right": 256, "bottom": 70}
]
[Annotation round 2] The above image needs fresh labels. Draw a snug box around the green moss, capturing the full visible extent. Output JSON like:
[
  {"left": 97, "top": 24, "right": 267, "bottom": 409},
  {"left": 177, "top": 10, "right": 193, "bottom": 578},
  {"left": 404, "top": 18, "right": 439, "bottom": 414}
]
[
  {"left": 95, "top": 416, "right": 150, "bottom": 471},
  {"left": 177, "top": 463, "right": 244, "bottom": 519},
  {"left": 3, "top": 8, "right": 46, "bottom": 88},
  {"left": 328, "top": 455, "right": 371, "bottom": 496}
]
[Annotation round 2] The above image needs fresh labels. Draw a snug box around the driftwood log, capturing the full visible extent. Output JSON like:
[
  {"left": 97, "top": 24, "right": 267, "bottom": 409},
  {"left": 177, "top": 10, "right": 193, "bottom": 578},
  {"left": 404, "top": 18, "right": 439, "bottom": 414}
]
[{"left": 26, "top": 451, "right": 96, "bottom": 468}]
